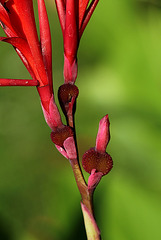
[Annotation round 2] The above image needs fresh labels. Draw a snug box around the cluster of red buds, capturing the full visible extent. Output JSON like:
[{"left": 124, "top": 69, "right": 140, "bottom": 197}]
[{"left": 0, "top": 0, "right": 113, "bottom": 212}]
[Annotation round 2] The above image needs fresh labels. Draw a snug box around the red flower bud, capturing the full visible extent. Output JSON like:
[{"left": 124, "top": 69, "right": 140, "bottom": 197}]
[
  {"left": 96, "top": 115, "right": 110, "bottom": 153},
  {"left": 82, "top": 148, "right": 113, "bottom": 176},
  {"left": 58, "top": 83, "right": 79, "bottom": 117},
  {"left": 51, "top": 125, "right": 73, "bottom": 147}
]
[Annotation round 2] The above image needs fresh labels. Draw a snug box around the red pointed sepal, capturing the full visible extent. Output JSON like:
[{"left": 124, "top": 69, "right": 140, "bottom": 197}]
[
  {"left": 55, "top": 136, "right": 77, "bottom": 160},
  {"left": 12, "top": 0, "right": 48, "bottom": 86},
  {"left": 79, "top": 0, "right": 100, "bottom": 38},
  {"left": 55, "top": 0, "right": 66, "bottom": 33},
  {"left": 38, "top": 0, "right": 52, "bottom": 87},
  {"left": 0, "top": 36, "right": 39, "bottom": 81},
  {"left": 64, "top": 0, "right": 78, "bottom": 67},
  {"left": 0, "top": 2, "right": 17, "bottom": 37},
  {"left": 96, "top": 114, "right": 110, "bottom": 153},
  {"left": 79, "top": 0, "right": 89, "bottom": 29}
]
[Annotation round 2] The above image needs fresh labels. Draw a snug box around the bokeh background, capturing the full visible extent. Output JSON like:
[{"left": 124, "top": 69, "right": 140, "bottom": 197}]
[{"left": 0, "top": 0, "right": 161, "bottom": 239}]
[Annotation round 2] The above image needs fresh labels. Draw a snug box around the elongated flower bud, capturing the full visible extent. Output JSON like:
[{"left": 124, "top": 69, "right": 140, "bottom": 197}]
[
  {"left": 58, "top": 83, "right": 79, "bottom": 126},
  {"left": 82, "top": 115, "right": 113, "bottom": 190},
  {"left": 96, "top": 115, "right": 110, "bottom": 153}
]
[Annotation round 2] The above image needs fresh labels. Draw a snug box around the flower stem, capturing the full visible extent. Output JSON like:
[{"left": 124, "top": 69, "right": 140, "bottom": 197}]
[
  {"left": 81, "top": 202, "right": 101, "bottom": 240},
  {"left": 68, "top": 113, "right": 101, "bottom": 239},
  {"left": 69, "top": 157, "right": 101, "bottom": 239}
]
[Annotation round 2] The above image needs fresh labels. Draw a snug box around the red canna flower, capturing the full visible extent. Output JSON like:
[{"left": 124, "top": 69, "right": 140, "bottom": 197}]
[
  {"left": 0, "top": 0, "right": 63, "bottom": 130},
  {"left": 55, "top": 0, "right": 99, "bottom": 83}
]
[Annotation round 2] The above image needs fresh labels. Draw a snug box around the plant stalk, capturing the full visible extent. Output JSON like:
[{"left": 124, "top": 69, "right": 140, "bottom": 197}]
[{"left": 66, "top": 95, "right": 101, "bottom": 239}]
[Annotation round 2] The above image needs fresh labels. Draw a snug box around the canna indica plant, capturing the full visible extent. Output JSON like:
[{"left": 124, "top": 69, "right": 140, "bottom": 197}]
[{"left": 0, "top": 0, "right": 113, "bottom": 239}]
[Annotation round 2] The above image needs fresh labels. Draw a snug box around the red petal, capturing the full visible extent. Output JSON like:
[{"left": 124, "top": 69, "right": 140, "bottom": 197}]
[
  {"left": 0, "top": 3, "right": 17, "bottom": 37},
  {"left": 0, "top": 78, "right": 38, "bottom": 86},
  {"left": 55, "top": 0, "right": 66, "bottom": 33},
  {"left": 95, "top": 115, "right": 110, "bottom": 153},
  {"left": 63, "top": 136, "right": 77, "bottom": 160},
  {"left": 64, "top": 0, "right": 78, "bottom": 65},
  {"left": 0, "top": 1, "right": 25, "bottom": 37},
  {"left": 55, "top": 144, "right": 69, "bottom": 159},
  {"left": 12, "top": 0, "right": 48, "bottom": 86},
  {"left": 11, "top": 0, "right": 38, "bottom": 40},
  {"left": 0, "top": 37, "right": 40, "bottom": 83},
  {"left": 38, "top": 0, "right": 52, "bottom": 88},
  {"left": 79, "top": 0, "right": 89, "bottom": 29},
  {"left": 15, "top": 48, "right": 37, "bottom": 80},
  {"left": 79, "top": 0, "right": 99, "bottom": 38}
]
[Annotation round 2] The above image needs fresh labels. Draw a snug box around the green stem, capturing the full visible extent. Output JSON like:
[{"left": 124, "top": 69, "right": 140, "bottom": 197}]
[
  {"left": 66, "top": 99, "right": 101, "bottom": 239},
  {"left": 69, "top": 158, "right": 101, "bottom": 240},
  {"left": 81, "top": 202, "right": 101, "bottom": 240},
  {"left": 68, "top": 111, "right": 93, "bottom": 213},
  {"left": 69, "top": 158, "right": 93, "bottom": 214}
]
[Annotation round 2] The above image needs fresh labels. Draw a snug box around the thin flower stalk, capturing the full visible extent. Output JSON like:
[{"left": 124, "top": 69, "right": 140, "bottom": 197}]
[{"left": 54, "top": 1, "right": 109, "bottom": 239}]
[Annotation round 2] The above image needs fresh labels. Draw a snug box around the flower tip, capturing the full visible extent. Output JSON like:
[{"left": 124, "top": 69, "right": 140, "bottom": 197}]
[
  {"left": 95, "top": 114, "right": 110, "bottom": 153},
  {"left": 103, "top": 114, "right": 109, "bottom": 123}
]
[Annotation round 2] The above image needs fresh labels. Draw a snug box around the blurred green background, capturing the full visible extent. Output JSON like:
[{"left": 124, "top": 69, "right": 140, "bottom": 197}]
[{"left": 0, "top": 0, "right": 161, "bottom": 239}]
